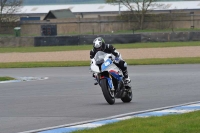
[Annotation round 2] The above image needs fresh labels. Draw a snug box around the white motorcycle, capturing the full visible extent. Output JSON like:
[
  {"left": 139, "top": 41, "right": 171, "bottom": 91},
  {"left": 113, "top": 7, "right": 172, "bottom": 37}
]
[{"left": 90, "top": 51, "right": 132, "bottom": 105}]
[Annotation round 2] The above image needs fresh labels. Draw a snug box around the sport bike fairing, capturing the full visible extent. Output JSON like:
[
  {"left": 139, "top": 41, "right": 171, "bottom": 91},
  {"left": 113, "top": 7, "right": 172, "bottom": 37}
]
[
  {"left": 102, "top": 60, "right": 123, "bottom": 81},
  {"left": 91, "top": 51, "right": 123, "bottom": 81}
]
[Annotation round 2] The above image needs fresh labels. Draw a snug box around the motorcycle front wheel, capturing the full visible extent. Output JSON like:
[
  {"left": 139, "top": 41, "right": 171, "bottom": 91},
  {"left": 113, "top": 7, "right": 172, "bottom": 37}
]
[{"left": 100, "top": 78, "right": 115, "bottom": 105}]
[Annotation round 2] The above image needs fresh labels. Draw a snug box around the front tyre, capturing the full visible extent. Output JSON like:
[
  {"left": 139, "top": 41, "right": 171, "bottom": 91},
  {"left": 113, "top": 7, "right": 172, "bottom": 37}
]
[
  {"left": 121, "top": 87, "right": 132, "bottom": 103},
  {"left": 100, "top": 78, "right": 115, "bottom": 105}
]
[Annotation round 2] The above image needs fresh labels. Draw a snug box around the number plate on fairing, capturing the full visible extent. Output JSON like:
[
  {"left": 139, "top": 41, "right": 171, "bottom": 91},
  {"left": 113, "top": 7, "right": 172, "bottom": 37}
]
[{"left": 101, "top": 59, "right": 112, "bottom": 71}]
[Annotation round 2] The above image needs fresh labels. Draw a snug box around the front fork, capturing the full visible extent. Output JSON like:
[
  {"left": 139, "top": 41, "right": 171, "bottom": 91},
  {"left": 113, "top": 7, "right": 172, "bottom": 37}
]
[{"left": 97, "top": 73, "right": 115, "bottom": 91}]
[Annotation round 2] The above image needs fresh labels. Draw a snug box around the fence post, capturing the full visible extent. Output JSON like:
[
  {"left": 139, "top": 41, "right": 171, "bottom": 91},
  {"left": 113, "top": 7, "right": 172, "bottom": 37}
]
[
  {"left": 190, "top": 12, "right": 194, "bottom": 29},
  {"left": 78, "top": 17, "right": 81, "bottom": 35},
  {"left": 98, "top": 15, "right": 101, "bottom": 33}
]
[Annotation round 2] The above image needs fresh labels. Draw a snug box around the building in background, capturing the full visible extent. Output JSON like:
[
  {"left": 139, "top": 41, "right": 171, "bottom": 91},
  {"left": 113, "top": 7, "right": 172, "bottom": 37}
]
[
  {"left": 18, "top": 0, "right": 200, "bottom": 20},
  {"left": 15, "top": 0, "right": 200, "bottom": 36},
  {"left": 21, "top": 0, "right": 199, "bottom": 5},
  {"left": 43, "top": 9, "right": 76, "bottom": 20}
]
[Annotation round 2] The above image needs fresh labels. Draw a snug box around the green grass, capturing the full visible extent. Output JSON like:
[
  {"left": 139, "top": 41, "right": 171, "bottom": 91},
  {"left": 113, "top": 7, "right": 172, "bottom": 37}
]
[
  {"left": 0, "top": 34, "right": 14, "bottom": 37},
  {"left": 0, "top": 57, "right": 200, "bottom": 68},
  {"left": 0, "top": 41, "right": 200, "bottom": 53},
  {"left": 113, "top": 28, "right": 200, "bottom": 34},
  {"left": 113, "top": 41, "right": 200, "bottom": 49},
  {"left": 72, "top": 110, "right": 200, "bottom": 133},
  {"left": 0, "top": 76, "right": 15, "bottom": 81},
  {"left": 0, "top": 61, "right": 89, "bottom": 68},
  {"left": 57, "top": 28, "right": 200, "bottom": 35},
  {"left": 0, "top": 45, "right": 91, "bottom": 53},
  {"left": 126, "top": 57, "right": 200, "bottom": 65}
]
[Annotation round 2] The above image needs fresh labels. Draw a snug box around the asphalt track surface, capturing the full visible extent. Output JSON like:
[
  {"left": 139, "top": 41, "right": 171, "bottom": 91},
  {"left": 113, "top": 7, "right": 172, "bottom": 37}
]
[{"left": 0, "top": 64, "right": 200, "bottom": 133}]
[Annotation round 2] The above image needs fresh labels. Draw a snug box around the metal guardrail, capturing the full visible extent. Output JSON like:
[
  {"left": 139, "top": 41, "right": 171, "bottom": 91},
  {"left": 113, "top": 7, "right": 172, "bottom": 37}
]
[
  {"left": 34, "top": 34, "right": 141, "bottom": 46},
  {"left": 34, "top": 32, "right": 200, "bottom": 46}
]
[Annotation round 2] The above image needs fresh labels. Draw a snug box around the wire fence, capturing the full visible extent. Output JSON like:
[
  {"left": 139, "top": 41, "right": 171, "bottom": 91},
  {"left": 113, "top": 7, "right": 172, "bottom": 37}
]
[{"left": 1, "top": 13, "right": 200, "bottom": 36}]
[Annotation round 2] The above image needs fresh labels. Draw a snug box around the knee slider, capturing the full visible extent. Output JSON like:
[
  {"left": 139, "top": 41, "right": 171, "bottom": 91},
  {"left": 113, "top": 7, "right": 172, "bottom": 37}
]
[{"left": 124, "top": 62, "right": 127, "bottom": 68}]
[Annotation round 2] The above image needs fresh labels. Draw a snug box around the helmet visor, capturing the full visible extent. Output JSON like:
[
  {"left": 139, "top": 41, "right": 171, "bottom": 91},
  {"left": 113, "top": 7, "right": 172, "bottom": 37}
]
[{"left": 95, "top": 46, "right": 102, "bottom": 51}]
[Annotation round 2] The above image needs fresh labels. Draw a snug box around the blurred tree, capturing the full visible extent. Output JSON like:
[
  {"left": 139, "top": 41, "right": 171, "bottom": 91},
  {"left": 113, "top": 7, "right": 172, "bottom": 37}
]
[
  {"left": 0, "top": 0, "right": 23, "bottom": 23},
  {"left": 106, "top": 0, "right": 162, "bottom": 30}
]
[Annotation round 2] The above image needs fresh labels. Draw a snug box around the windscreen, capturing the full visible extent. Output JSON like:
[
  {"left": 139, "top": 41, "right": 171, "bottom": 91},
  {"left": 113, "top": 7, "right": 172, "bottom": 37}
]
[{"left": 94, "top": 51, "right": 107, "bottom": 65}]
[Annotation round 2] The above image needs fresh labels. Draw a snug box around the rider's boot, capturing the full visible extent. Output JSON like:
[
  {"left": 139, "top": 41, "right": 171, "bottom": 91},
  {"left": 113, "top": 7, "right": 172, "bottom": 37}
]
[
  {"left": 93, "top": 73, "right": 98, "bottom": 85},
  {"left": 123, "top": 70, "right": 131, "bottom": 90},
  {"left": 123, "top": 70, "right": 131, "bottom": 84}
]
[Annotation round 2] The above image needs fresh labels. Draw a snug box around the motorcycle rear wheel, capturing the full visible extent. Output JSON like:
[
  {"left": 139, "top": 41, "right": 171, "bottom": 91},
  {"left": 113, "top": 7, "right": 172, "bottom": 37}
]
[{"left": 100, "top": 78, "right": 115, "bottom": 105}]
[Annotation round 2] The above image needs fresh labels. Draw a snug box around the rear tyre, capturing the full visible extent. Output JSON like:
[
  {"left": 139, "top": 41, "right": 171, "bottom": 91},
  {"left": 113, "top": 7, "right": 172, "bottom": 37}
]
[
  {"left": 121, "top": 87, "right": 132, "bottom": 103},
  {"left": 100, "top": 78, "right": 115, "bottom": 105}
]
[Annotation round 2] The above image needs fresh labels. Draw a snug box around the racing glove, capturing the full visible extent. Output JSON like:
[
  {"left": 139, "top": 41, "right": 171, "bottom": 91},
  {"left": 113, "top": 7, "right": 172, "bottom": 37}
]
[{"left": 115, "top": 57, "right": 120, "bottom": 63}]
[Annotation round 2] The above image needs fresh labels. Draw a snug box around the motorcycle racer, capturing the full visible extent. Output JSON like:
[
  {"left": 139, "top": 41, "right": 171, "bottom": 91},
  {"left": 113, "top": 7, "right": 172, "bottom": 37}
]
[{"left": 90, "top": 37, "right": 131, "bottom": 84}]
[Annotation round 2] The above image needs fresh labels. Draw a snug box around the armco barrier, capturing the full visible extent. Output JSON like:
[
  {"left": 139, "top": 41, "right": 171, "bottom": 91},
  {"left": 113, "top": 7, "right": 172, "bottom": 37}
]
[
  {"left": 141, "top": 32, "right": 169, "bottom": 42},
  {"left": 0, "top": 37, "right": 34, "bottom": 47},
  {"left": 34, "top": 36, "right": 79, "bottom": 46},
  {"left": 79, "top": 34, "right": 141, "bottom": 45},
  {"left": 1, "top": 32, "right": 200, "bottom": 47},
  {"left": 141, "top": 31, "right": 200, "bottom": 42},
  {"left": 34, "top": 32, "right": 200, "bottom": 46},
  {"left": 34, "top": 34, "right": 141, "bottom": 46},
  {"left": 189, "top": 32, "right": 200, "bottom": 41}
]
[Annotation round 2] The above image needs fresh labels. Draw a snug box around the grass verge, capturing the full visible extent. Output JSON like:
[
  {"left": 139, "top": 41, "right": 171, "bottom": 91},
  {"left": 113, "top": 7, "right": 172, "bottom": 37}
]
[
  {"left": 0, "top": 57, "right": 200, "bottom": 68},
  {"left": 0, "top": 76, "right": 15, "bottom": 81},
  {"left": 113, "top": 28, "right": 200, "bottom": 34},
  {"left": 72, "top": 110, "right": 200, "bottom": 133},
  {"left": 0, "top": 41, "right": 200, "bottom": 53}
]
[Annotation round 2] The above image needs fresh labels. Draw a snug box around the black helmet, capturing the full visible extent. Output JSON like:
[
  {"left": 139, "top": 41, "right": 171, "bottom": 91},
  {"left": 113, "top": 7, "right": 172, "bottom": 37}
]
[{"left": 93, "top": 37, "right": 105, "bottom": 51}]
